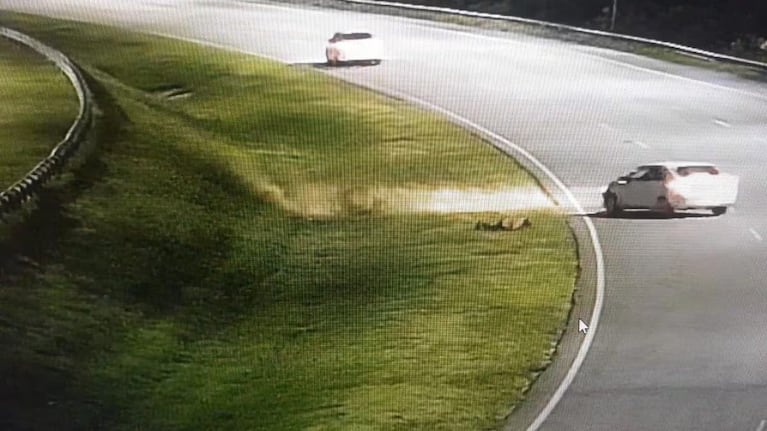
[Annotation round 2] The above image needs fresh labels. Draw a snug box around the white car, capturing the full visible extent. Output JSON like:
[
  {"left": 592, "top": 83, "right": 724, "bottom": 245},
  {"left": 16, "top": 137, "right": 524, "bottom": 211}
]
[
  {"left": 602, "top": 162, "right": 739, "bottom": 216},
  {"left": 325, "top": 32, "right": 383, "bottom": 66}
]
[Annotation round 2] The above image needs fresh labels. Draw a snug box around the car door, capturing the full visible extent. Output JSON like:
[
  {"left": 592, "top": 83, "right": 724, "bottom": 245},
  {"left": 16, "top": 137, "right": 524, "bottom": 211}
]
[{"left": 622, "top": 167, "right": 666, "bottom": 208}]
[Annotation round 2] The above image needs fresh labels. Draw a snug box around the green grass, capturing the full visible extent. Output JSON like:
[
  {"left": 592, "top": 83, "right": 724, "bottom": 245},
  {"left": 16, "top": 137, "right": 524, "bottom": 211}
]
[
  {"left": 0, "top": 37, "right": 78, "bottom": 189},
  {"left": 0, "top": 13, "right": 576, "bottom": 431}
]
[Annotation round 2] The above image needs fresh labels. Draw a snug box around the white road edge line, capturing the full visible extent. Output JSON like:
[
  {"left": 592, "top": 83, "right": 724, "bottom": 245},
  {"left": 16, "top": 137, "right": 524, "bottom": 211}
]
[
  {"left": 598, "top": 122, "right": 613, "bottom": 130},
  {"left": 126, "top": 29, "right": 605, "bottom": 431},
  {"left": 4, "top": 4, "right": 763, "bottom": 426},
  {"left": 714, "top": 119, "right": 732, "bottom": 128},
  {"left": 429, "top": 22, "right": 767, "bottom": 103},
  {"left": 749, "top": 228, "right": 763, "bottom": 242},
  {"left": 351, "top": 87, "right": 606, "bottom": 431},
  {"left": 162, "top": 11, "right": 759, "bottom": 426},
  {"left": 584, "top": 55, "right": 767, "bottom": 103},
  {"left": 76, "top": 0, "right": 767, "bottom": 106}
]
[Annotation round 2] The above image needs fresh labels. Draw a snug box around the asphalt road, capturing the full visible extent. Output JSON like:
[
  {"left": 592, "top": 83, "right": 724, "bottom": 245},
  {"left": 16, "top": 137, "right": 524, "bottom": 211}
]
[{"left": 3, "top": 1, "right": 767, "bottom": 429}]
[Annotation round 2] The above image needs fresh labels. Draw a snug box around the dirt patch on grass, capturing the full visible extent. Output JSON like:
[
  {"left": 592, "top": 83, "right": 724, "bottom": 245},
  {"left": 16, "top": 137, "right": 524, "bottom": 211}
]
[{"left": 254, "top": 183, "right": 555, "bottom": 217}]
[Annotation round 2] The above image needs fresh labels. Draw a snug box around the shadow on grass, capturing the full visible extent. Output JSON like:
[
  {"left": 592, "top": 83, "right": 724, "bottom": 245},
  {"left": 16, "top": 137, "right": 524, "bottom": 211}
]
[
  {"left": 0, "top": 71, "right": 127, "bottom": 431},
  {"left": 0, "top": 70, "right": 275, "bottom": 430},
  {"left": 0, "top": 73, "right": 121, "bottom": 276}
]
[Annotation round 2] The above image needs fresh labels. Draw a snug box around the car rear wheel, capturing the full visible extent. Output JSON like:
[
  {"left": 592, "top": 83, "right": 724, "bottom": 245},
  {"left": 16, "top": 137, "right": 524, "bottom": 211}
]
[
  {"left": 712, "top": 206, "right": 727, "bottom": 216},
  {"left": 604, "top": 193, "right": 621, "bottom": 216},
  {"left": 654, "top": 197, "right": 674, "bottom": 215},
  {"left": 326, "top": 48, "right": 340, "bottom": 66}
]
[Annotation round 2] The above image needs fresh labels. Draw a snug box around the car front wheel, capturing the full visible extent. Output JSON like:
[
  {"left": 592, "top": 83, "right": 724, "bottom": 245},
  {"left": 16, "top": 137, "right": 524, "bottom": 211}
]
[
  {"left": 712, "top": 206, "right": 727, "bottom": 216},
  {"left": 604, "top": 193, "right": 621, "bottom": 216}
]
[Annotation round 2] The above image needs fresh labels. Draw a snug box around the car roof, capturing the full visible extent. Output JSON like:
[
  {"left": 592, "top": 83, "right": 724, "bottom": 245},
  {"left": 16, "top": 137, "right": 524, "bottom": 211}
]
[{"left": 640, "top": 161, "right": 716, "bottom": 169}]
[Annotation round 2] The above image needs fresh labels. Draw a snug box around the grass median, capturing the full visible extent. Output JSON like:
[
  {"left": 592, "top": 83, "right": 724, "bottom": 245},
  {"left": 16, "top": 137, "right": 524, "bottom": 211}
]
[
  {"left": 0, "top": 36, "right": 78, "bottom": 189},
  {"left": 0, "top": 13, "right": 577, "bottom": 431}
]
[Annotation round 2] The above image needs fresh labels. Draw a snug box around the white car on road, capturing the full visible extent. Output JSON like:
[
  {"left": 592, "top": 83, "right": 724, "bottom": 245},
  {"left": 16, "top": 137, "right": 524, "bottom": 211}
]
[
  {"left": 325, "top": 32, "right": 383, "bottom": 66},
  {"left": 602, "top": 162, "right": 739, "bottom": 216}
]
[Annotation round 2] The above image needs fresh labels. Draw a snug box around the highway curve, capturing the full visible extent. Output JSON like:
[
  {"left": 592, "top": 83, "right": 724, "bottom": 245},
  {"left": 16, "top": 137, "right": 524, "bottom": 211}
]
[{"left": 3, "top": 1, "right": 767, "bottom": 429}]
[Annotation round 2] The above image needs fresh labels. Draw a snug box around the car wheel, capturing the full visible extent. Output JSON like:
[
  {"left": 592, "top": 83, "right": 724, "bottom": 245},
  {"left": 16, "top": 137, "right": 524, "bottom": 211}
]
[
  {"left": 655, "top": 197, "right": 674, "bottom": 215},
  {"left": 326, "top": 48, "right": 340, "bottom": 66},
  {"left": 712, "top": 206, "right": 727, "bottom": 216},
  {"left": 370, "top": 59, "right": 381, "bottom": 65},
  {"left": 604, "top": 193, "right": 621, "bottom": 216}
]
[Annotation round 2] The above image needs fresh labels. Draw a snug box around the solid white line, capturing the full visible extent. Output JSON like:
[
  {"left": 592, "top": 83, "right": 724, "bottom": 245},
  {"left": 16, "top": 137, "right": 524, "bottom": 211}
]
[
  {"left": 237, "top": 1, "right": 307, "bottom": 12},
  {"left": 412, "top": 21, "right": 767, "bottom": 103},
  {"left": 3, "top": 2, "right": 761, "bottom": 427},
  {"left": 392, "top": 94, "right": 605, "bottom": 431},
  {"left": 141, "top": 30, "right": 286, "bottom": 63},
  {"left": 305, "top": 78, "right": 606, "bottom": 431},
  {"left": 592, "top": 55, "right": 767, "bottom": 103},
  {"left": 714, "top": 119, "right": 732, "bottom": 128},
  {"left": 749, "top": 228, "right": 763, "bottom": 242},
  {"left": 756, "top": 419, "right": 766, "bottom": 431},
  {"left": 674, "top": 50, "right": 714, "bottom": 62},
  {"left": 119, "top": 27, "right": 603, "bottom": 431},
  {"left": 142, "top": 16, "right": 762, "bottom": 429}
]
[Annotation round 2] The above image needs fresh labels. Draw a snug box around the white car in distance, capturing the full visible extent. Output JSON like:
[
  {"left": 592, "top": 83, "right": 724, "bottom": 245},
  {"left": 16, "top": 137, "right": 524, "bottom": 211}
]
[
  {"left": 602, "top": 162, "right": 739, "bottom": 216},
  {"left": 325, "top": 32, "right": 383, "bottom": 66}
]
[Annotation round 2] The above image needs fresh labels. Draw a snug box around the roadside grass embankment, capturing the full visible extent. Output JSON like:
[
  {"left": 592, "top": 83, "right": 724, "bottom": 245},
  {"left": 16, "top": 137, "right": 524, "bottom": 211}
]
[{"left": 0, "top": 13, "right": 577, "bottom": 431}]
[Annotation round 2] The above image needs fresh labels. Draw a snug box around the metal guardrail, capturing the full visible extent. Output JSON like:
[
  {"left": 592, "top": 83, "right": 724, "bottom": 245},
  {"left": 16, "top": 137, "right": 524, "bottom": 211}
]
[
  {"left": 0, "top": 27, "right": 93, "bottom": 217},
  {"left": 339, "top": 0, "right": 767, "bottom": 70}
]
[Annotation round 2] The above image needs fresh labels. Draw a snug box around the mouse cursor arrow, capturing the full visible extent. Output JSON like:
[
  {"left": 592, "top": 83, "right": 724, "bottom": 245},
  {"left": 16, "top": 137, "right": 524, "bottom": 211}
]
[{"left": 578, "top": 319, "right": 588, "bottom": 334}]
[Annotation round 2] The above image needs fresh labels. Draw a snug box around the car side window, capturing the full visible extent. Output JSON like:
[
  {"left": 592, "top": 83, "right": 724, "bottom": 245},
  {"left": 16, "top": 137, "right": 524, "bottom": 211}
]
[{"left": 638, "top": 167, "right": 663, "bottom": 181}]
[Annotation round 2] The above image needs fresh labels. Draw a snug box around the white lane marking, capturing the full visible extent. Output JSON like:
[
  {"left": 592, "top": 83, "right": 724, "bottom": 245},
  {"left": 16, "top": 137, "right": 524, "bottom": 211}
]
[
  {"left": 580, "top": 55, "right": 767, "bottom": 103},
  {"left": 598, "top": 122, "right": 615, "bottom": 131},
  {"left": 140, "top": 30, "right": 286, "bottom": 63},
  {"left": 419, "top": 25, "right": 767, "bottom": 103},
  {"left": 749, "top": 228, "right": 763, "bottom": 242},
  {"left": 624, "top": 140, "right": 650, "bottom": 149},
  {"left": 714, "top": 119, "right": 732, "bottom": 128},
  {"left": 109, "top": 28, "right": 605, "bottom": 431},
  {"left": 71, "top": 21, "right": 604, "bottom": 431},
  {"left": 236, "top": 0, "right": 306, "bottom": 12},
  {"left": 308, "top": 78, "right": 606, "bottom": 431},
  {"left": 3, "top": 3, "right": 758, "bottom": 425},
  {"left": 674, "top": 50, "right": 714, "bottom": 62},
  {"left": 756, "top": 419, "right": 766, "bottom": 431}
]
